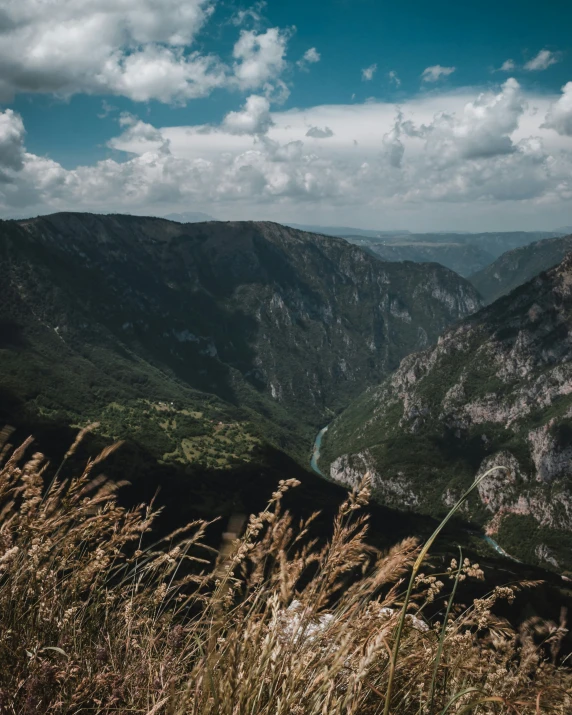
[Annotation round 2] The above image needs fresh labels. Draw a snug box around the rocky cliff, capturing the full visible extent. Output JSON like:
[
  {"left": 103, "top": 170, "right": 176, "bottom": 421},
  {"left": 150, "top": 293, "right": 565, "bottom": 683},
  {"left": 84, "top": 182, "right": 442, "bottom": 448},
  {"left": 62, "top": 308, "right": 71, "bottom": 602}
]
[{"left": 322, "top": 252, "right": 572, "bottom": 571}]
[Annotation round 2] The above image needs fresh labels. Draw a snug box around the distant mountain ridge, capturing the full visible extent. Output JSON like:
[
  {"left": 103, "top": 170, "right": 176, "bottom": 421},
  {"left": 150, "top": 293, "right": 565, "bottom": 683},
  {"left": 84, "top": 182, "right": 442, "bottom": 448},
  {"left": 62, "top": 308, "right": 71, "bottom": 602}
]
[
  {"left": 321, "top": 252, "right": 572, "bottom": 571},
  {"left": 285, "top": 223, "right": 410, "bottom": 238},
  {"left": 470, "top": 234, "right": 572, "bottom": 304},
  {"left": 343, "top": 231, "right": 564, "bottom": 277}
]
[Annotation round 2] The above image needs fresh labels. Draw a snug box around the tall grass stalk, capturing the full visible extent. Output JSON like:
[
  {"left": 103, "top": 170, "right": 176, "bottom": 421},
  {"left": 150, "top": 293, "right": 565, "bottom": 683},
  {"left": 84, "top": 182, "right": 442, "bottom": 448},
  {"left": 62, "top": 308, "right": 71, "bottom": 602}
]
[
  {"left": 383, "top": 466, "right": 508, "bottom": 715},
  {"left": 428, "top": 547, "right": 463, "bottom": 712}
]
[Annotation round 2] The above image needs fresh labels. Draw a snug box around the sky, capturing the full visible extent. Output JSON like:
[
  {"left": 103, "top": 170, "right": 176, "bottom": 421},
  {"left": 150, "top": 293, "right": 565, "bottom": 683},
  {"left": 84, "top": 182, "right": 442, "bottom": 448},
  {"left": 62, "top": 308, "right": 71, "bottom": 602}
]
[{"left": 0, "top": 0, "right": 571, "bottom": 231}]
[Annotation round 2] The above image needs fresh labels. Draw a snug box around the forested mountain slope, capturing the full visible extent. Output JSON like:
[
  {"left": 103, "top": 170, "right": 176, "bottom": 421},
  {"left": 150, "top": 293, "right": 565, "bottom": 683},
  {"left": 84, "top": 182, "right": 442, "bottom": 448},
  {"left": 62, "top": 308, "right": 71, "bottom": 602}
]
[{"left": 0, "top": 213, "right": 480, "bottom": 468}]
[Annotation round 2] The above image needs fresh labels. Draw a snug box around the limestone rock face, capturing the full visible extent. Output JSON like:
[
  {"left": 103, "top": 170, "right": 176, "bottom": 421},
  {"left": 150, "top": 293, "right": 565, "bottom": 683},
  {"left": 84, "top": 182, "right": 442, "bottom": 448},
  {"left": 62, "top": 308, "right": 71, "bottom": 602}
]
[{"left": 323, "top": 252, "right": 572, "bottom": 570}]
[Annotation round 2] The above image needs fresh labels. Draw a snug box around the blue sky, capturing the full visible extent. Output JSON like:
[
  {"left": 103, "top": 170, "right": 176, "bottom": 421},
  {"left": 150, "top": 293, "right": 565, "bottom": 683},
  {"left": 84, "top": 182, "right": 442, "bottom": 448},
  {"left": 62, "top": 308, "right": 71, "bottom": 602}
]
[{"left": 0, "top": 0, "right": 571, "bottom": 230}]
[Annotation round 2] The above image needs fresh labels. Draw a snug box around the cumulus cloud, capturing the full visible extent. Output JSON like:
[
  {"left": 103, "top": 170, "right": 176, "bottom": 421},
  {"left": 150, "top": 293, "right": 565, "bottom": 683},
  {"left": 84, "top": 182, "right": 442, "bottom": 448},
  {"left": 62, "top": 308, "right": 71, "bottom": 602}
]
[
  {"left": 0, "top": 1, "right": 292, "bottom": 103},
  {"left": 362, "top": 64, "right": 377, "bottom": 81},
  {"left": 421, "top": 65, "right": 456, "bottom": 82},
  {"left": 388, "top": 70, "right": 401, "bottom": 87},
  {"left": 423, "top": 78, "right": 526, "bottom": 164},
  {"left": 543, "top": 82, "right": 572, "bottom": 136},
  {"left": 297, "top": 47, "right": 321, "bottom": 71},
  {"left": 222, "top": 95, "right": 274, "bottom": 135},
  {"left": 232, "top": 27, "right": 290, "bottom": 91},
  {"left": 2, "top": 80, "right": 572, "bottom": 226},
  {"left": 524, "top": 49, "right": 561, "bottom": 71},
  {"left": 305, "top": 126, "right": 334, "bottom": 138}
]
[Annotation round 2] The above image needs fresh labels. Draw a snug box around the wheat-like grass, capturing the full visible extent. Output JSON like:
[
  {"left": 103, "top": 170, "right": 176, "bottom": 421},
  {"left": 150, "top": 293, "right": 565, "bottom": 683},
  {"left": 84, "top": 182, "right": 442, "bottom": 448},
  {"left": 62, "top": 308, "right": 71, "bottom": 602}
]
[{"left": 0, "top": 431, "right": 570, "bottom": 713}]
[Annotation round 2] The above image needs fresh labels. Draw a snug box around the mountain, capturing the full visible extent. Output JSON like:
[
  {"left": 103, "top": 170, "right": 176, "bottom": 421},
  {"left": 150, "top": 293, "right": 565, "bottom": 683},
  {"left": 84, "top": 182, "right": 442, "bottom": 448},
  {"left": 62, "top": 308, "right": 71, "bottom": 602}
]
[
  {"left": 343, "top": 231, "right": 563, "bottom": 277},
  {"left": 321, "top": 253, "right": 572, "bottom": 572},
  {"left": 164, "top": 211, "right": 216, "bottom": 223},
  {"left": 285, "top": 223, "right": 410, "bottom": 238},
  {"left": 0, "top": 213, "right": 480, "bottom": 472},
  {"left": 470, "top": 235, "right": 572, "bottom": 304},
  {"left": 346, "top": 237, "right": 495, "bottom": 277}
]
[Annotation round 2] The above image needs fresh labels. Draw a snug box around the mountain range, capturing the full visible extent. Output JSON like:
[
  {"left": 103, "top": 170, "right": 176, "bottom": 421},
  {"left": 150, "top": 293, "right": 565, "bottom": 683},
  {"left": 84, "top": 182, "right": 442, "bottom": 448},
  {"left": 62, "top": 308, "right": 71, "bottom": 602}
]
[
  {"left": 470, "top": 234, "right": 572, "bottom": 304},
  {"left": 0, "top": 213, "right": 480, "bottom": 471},
  {"left": 343, "top": 231, "right": 565, "bottom": 277}
]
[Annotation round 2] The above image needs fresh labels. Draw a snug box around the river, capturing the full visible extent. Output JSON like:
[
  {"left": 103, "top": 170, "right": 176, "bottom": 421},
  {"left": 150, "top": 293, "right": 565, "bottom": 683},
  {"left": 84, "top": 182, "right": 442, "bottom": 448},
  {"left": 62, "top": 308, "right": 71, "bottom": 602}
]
[
  {"left": 309, "top": 426, "right": 517, "bottom": 561},
  {"left": 310, "top": 426, "right": 329, "bottom": 477}
]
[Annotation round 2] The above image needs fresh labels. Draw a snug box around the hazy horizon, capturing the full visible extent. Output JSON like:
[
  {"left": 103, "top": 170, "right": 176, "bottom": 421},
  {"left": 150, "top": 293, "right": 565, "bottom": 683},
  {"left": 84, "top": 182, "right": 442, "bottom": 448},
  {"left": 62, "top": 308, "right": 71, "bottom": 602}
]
[{"left": 4, "top": 209, "right": 571, "bottom": 236}]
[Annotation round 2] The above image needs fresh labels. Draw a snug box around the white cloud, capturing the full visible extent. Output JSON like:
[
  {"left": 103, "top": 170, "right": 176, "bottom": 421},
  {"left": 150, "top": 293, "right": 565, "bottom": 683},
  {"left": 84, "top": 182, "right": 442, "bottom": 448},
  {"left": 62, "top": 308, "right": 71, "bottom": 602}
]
[
  {"left": 108, "top": 114, "right": 171, "bottom": 154},
  {"left": 222, "top": 95, "right": 273, "bottom": 135},
  {"left": 388, "top": 70, "right": 401, "bottom": 87},
  {"left": 2, "top": 81, "right": 572, "bottom": 229},
  {"left": 98, "top": 100, "right": 118, "bottom": 119},
  {"left": 0, "top": 110, "right": 26, "bottom": 173},
  {"left": 361, "top": 64, "right": 377, "bottom": 81},
  {"left": 297, "top": 47, "right": 321, "bottom": 71},
  {"left": 543, "top": 82, "right": 572, "bottom": 136},
  {"left": 497, "top": 59, "right": 517, "bottom": 72},
  {"left": 423, "top": 78, "right": 526, "bottom": 164},
  {"left": 232, "top": 28, "right": 290, "bottom": 91},
  {"left": 421, "top": 65, "right": 456, "bottom": 83},
  {"left": 232, "top": 1, "right": 267, "bottom": 27},
  {"left": 524, "top": 49, "right": 561, "bottom": 71},
  {"left": 0, "top": 1, "right": 292, "bottom": 103},
  {"left": 305, "top": 126, "right": 334, "bottom": 138}
]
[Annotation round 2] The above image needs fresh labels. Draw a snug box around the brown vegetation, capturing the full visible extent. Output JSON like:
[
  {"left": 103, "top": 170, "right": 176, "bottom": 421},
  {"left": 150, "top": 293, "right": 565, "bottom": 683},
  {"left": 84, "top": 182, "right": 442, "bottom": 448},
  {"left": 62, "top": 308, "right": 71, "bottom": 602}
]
[{"left": 0, "top": 425, "right": 570, "bottom": 713}]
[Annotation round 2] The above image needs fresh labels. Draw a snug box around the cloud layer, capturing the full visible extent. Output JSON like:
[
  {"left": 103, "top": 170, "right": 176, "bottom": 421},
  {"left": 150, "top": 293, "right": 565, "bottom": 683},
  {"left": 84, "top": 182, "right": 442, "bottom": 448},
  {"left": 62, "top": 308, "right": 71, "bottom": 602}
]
[{"left": 1, "top": 79, "right": 571, "bottom": 229}]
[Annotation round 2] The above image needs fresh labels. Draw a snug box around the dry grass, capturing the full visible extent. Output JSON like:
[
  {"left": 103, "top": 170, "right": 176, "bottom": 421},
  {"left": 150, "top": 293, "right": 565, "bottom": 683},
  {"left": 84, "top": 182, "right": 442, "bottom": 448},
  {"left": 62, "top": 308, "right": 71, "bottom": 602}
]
[{"left": 0, "top": 425, "right": 571, "bottom": 714}]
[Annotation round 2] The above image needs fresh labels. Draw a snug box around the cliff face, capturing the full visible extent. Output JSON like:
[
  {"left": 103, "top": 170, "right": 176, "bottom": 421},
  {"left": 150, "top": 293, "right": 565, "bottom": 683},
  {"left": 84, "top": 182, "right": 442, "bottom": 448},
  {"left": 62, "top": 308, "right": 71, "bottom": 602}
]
[
  {"left": 0, "top": 213, "right": 480, "bottom": 463},
  {"left": 322, "top": 252, "right": 572, "bottom": 571}
]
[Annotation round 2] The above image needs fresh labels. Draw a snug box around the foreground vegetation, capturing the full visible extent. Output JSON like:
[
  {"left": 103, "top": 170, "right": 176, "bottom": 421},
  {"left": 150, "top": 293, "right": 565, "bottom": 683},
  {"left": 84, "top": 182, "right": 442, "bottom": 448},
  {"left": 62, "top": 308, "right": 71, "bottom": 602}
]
[{"left": 0, "top": 426, "right": 571, "bottom": 713}]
